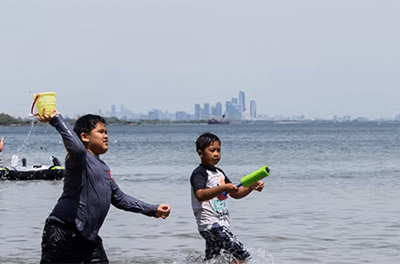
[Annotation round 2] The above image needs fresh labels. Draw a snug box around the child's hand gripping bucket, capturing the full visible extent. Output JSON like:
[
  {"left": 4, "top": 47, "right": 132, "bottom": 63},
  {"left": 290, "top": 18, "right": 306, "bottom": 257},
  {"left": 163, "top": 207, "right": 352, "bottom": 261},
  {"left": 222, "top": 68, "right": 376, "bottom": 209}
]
[{"left": 30, "top": 92, "right": 57, "bottom": 118}]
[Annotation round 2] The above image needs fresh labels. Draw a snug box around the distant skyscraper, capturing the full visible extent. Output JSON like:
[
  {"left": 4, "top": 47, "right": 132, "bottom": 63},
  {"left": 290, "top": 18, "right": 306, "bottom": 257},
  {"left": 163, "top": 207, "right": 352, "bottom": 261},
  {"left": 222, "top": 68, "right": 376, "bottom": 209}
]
[
  {"left": 176, "top": 111, "right": 187, "bottom": 121},
  {"left": 204, "top": 103, "right": 210, "bottom": 117},
  {"left": 194, "top": 104, "right": 201, "bottom": 119},
  {"left": 232, "top": 98, "right": 238, "bottom": 105},
  {"left": 226, "top": 101, "right": 240, "bottom": 119},
  {"left": 148, "top": 109, "right": 161, "bottom": 120},
  {"left": 226, "top": 97, "right": 243, "bottom": 119},
  {"left": 226, "top": 101, "right": 233, "bottom": 117},
  {"left": 111, "top": 105, "right": 117, "bottom": 117},
  {"left": 250, "top": 99, "right": 257, "bottom": 118},
  {"left": 239, "top": 91, "right": 246, "bottom": 113},
  {"left": 210, "top": 102, "right": 223, "bottom": 117},
  {"left": 215, "top": 102, "right": 222, "bottom": 117}
]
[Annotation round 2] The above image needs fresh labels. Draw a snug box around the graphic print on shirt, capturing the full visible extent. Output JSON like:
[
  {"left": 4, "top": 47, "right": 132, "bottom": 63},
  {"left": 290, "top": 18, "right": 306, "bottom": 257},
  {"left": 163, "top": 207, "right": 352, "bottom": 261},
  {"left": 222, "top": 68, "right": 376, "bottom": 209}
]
[
  {"left": 108, "top": 170, "right": 113, "bottom": 180},
  {"left": 217, "top": 173, "right": 229, "bottom": 201},
  {"left": 211, "top": 174, "right": 228, "bottom": 217}
]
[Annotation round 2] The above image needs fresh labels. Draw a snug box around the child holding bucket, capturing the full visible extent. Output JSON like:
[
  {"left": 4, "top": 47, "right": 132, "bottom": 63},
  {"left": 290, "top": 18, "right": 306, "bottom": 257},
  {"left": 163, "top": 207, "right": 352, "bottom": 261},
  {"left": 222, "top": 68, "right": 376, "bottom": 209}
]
[
  {"left": 36, "top": 108, "right": 171, "bottom": 263},
  {"left": 190, "top": 132, "right": 264, "bottom": 263}
]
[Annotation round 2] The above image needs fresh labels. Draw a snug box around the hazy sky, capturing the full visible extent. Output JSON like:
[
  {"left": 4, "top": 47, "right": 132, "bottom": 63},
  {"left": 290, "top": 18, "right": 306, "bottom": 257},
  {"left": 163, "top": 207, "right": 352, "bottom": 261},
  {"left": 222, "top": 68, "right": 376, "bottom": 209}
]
[{"left": 1, "top": 0, "right": 399, "bottom": 119}]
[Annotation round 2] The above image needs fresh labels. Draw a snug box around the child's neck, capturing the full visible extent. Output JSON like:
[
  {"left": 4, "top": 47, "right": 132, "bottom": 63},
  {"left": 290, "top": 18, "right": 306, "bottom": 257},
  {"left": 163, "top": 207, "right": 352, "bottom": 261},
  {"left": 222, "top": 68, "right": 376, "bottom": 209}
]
[
  {"left": 87, "top": 149, "right": 100, "bottom": 158},
  {"left": 201, "top": 162, "right": 215, "bottom": 169}
]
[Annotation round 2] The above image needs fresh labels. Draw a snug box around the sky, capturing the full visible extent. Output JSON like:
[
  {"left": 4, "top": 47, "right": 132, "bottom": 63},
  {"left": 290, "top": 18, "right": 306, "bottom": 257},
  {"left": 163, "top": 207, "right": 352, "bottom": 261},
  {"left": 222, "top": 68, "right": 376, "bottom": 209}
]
[{"left": 0, "top": 0, "right": 399, "bottom": 120}]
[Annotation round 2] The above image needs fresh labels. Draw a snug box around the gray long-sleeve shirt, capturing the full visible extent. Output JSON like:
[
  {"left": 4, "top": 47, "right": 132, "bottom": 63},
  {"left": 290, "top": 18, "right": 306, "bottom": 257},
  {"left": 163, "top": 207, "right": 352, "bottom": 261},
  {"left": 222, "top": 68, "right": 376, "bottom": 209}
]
[{"left": 48, "top": 114, "right": 158, "bottom": 241}]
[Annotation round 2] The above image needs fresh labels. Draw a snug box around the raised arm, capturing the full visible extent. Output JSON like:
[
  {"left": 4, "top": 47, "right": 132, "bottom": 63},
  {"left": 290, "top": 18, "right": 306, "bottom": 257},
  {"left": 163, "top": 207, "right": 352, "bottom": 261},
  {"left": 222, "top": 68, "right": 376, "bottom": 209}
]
[{"left": 37, "top": 108, "right": 86, "bottom": 168}]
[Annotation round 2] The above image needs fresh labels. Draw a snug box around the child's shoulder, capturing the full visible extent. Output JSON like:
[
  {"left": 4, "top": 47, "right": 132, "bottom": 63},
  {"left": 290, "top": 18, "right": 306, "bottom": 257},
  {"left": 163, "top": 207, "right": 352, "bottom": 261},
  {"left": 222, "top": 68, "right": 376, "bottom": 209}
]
[
  {"left": 191, "top": 164, "right": 213, "bottom": 179},
  {"left": 191, "top": 164, "right": 205, "bottom": 175}
]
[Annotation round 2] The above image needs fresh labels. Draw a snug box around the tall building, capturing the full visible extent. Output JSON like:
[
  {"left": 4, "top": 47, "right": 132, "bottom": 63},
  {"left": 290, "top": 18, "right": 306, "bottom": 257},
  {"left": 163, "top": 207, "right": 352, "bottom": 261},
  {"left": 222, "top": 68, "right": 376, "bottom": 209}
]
[
  {"left": 239, "top": 91, "right": 246, "bottom": 113},
  {"left": 204, "top": 103, "right": 210, "bottom": 118},
  {"left": 211, "top": 102, "right": 222, "bottom": 117},
  {"left": 250, "top": 99, "right": 257, "bottom": 118},
  {"left": 225, "top": 101, "right": 233, "bottom": 117},
  {"left": 226, "top": 99, "right": 242, "bottom": 119},
  {"left": 111, "top": 105, "right": 117, "bottom": 117},
  {"left": 232, "top": 98, "right": 238, "bottom": 105},
  {"left": 194, "top": 104, "right": 201, "bottom": 119},
  {"left": 148, "top": 109, "right": 161, "bottom": 120},
  {"left": 176, "top": 111, "right": 187, "bottom": 121},
  {"left": 148, "top": 109, "right": 168, "bottom": 120}
]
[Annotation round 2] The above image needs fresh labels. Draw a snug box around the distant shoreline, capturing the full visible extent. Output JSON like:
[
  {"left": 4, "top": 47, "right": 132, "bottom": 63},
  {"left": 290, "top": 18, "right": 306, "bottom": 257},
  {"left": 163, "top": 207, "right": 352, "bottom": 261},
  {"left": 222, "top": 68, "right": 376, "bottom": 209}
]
[{"left": 1, "top": 112, "right": 400, "bottom": 126}]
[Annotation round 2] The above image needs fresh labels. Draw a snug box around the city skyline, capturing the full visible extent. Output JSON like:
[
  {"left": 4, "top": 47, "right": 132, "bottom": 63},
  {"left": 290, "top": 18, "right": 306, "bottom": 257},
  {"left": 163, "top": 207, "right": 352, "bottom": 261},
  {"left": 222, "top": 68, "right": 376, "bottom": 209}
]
[
  {"left": 107, "top": 90, "right": 255, "bottom": 121},
  {"left": 1, "top": 87, "right": 398, "bottom": 121},
  {"left": 1, "top": 1, "right": 399, "bottom": 121},
  {"left": 102, "top": 88, "right": 392, "bottom": 122}
]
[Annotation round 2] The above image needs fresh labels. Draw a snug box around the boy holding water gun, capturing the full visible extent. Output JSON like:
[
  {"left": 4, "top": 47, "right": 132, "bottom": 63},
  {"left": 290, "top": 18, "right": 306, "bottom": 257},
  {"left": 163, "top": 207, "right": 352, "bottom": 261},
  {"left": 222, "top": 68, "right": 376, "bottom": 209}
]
[
  {"left": 190, "top": 132, "right": 264, "bottom": 263},
  {"left": 37, "top": 109, "right": 170, "bottom": 264}
]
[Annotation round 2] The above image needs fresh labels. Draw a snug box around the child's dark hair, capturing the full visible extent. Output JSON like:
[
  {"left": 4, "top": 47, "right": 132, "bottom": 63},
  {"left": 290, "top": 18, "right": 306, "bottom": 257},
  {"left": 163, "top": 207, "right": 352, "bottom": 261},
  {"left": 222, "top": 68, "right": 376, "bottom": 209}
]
[
  {"left": 196, "top": 132, "right": 221, "bottom": 152},
  {"left": 73, "top": 114, "right": 107, "bottom": 138}
]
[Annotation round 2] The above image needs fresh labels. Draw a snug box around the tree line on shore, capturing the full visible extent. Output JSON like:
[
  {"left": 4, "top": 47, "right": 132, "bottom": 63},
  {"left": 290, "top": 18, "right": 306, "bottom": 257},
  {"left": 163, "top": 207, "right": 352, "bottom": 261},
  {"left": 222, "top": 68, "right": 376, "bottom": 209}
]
[
  {"left": 0, "top": 113, "right": 207, "bottom": 126},
  {"left": 0, "top": 113, "right": 32, "bottom": 126}
]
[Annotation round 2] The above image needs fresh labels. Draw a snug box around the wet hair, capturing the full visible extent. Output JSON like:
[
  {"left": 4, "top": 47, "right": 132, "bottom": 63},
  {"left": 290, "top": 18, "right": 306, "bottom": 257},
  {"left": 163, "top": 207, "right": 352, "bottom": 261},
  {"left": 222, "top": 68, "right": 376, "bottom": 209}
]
[
  {"left": 73, "top": 114, "right": 107, "bottom": 139},
  {"left": 196, "top": 132, "right": 221, "bottom": 152}
]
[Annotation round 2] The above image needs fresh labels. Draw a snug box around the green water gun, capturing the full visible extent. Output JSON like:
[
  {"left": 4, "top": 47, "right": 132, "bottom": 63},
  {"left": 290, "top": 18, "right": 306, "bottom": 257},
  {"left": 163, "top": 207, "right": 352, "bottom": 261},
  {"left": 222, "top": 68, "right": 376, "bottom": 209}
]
[{"left": 221, "top": 165, "right": 270, "bottom": 198}]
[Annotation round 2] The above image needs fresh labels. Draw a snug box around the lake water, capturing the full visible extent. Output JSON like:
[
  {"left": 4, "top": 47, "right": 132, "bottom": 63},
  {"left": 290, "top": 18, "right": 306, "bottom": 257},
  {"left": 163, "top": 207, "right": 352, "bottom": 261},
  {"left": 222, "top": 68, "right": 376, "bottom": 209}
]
[{"left": 0, "top": 120, "right": 399, "bottom": 264}]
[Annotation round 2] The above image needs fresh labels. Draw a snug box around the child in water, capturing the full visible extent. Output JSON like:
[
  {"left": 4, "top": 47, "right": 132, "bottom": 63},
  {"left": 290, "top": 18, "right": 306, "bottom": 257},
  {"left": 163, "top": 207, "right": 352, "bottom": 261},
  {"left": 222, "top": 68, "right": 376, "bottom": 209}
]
[
  {"left": 190, "top": 132, "right": 264, "bottom": 263},
  {"left": 37, "top": 108, "right": 171, "bottom": 263}
]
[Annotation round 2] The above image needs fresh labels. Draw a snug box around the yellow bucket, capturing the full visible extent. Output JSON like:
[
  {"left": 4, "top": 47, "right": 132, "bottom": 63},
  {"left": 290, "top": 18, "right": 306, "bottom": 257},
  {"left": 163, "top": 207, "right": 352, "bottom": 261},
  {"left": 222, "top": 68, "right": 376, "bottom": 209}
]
[{"left": 30, "top": 92, "right": 57, "bottom": 118}]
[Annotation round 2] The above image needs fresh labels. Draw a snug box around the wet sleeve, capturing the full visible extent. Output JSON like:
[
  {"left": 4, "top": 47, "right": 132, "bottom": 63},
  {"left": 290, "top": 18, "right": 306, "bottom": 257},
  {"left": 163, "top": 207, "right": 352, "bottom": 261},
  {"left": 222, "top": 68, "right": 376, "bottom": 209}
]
[
  {"left": 49, "top": 114, "right": 86, "bottom": 169},
  {"left": 110, "top": 180, "right": 159, "bottom": 217}
]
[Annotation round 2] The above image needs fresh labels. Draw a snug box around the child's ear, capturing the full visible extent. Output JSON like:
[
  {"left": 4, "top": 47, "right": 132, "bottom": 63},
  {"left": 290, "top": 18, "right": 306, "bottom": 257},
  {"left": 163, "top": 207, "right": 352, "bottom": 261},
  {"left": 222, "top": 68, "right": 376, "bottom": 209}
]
[
  {"left": 80, "top": 132, "right": 89, "bottom": 143},
  {"left": 197, "top": 150, "right": 203, "bottom": 158}
]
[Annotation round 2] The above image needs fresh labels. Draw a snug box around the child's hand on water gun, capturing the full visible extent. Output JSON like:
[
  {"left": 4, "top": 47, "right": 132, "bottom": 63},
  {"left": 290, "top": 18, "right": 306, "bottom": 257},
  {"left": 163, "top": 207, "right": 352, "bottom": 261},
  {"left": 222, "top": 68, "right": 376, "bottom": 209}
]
[
  {"left": 250, "top": 180, "right": 264, "bottom": 192},
  {"left": 218, "top": 183, "right": 239, "bottom": 200},
  {"left": 224, "top": 183, "right": 239, "bottom": 195},
  {"left": 156, "top": 204, "right": 171, "bottom": 219},
  {"left": 36, "top": 107, "right": 59, "bottom": 122}
]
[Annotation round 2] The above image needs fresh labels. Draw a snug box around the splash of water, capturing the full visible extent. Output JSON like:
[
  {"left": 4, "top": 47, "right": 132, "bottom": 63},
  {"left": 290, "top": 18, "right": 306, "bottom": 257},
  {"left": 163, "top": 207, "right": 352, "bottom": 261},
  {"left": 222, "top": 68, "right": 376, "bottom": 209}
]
[
  {"left": 10, "top": 154, "right": 19, "bottom": 168},
  {"left": 169, "top": 248, "right": 274, "bottom": 264},
  {"left": 28, "top": 91, "right": 35, "bottom": 97},
  {"left": 16, "top": 119, "right": 37, "bottom": 155},
  {"left": 246, "top": 248, "right": 274, "bottom": 264}
]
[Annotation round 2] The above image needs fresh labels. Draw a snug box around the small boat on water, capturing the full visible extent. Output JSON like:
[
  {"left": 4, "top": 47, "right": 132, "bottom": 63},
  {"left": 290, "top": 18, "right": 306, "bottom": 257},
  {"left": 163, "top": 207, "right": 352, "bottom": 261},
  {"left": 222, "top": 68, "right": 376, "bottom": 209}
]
[
  {"left": 208, "top": 119, "right": 230, "bottom": 125},
  {"left": 0, "top": 156, "right": 64, "bottom": 181},
  {"left": 208, "top": 115, "right": 230, "bottom": 125},
  {"left": 1, "top": 165, "right": 64, "bottom": 180}
]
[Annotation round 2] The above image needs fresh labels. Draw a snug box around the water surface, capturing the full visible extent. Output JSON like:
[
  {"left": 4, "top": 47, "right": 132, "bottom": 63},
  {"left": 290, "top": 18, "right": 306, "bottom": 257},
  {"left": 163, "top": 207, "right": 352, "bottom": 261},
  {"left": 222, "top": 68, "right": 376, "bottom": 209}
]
[{"left": 0, "top": 121, "right": 399, "bottom": 263}]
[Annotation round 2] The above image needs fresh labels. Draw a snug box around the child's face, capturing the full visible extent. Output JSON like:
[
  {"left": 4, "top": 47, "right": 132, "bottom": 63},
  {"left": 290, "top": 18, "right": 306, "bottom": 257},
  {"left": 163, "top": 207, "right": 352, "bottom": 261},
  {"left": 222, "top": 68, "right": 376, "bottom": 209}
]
[
  {"left": 82, "top": 122, "right": 109, "bottom": 156},
  {"left": 198, "top": 141, "right": 221, "bottom": 167}
]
